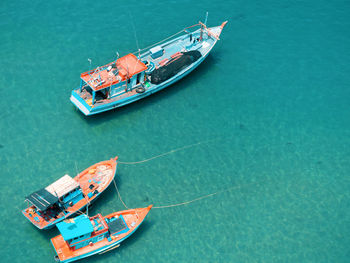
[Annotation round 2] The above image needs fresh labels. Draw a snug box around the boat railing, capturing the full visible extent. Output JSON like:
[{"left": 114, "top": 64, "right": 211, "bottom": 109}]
[{"left": 131, "top": 23, "right": 201, "bottom": 56}]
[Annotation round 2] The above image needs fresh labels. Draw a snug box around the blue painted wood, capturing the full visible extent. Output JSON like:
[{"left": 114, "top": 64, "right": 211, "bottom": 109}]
[{"left": 52, "top": 216, "right": 147, "bottom": 263}]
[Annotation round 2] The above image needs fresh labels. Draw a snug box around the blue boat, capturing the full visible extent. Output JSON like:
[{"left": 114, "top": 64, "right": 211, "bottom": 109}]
[
  {"left": 51, "top": 206, "right": 152, "bottom": 262},
  {"left": 70, "top": 20, "right": 227, "bottom": 115}
]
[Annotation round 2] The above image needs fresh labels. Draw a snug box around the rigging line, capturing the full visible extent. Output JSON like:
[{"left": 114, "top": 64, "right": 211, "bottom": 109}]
[
  {"left": 131, "top": 23, "right": 200, "bottom": 54},
  {"left": 128, "top": 11, "right": 140, "bottom": 53},
  {"left": 118, "top": 138, "right": 219, "bottom": 165},
  {"left": 113, "top": 178, "right": 129, "bottom": 209},
  {"left": 131, "top": 29, "right": 184, "bottom": 54},
  {"left": 74, "top": 161, "right": 79, "bottom": 176},
  {"left": 153, "top": 181, "right": 260, "bottom": 209},
  {"left": 128, "top": 11, "right": 142, "bottom": 76},
  {"left": 74, "top": 209, "right": 86, "bottom": 216}
]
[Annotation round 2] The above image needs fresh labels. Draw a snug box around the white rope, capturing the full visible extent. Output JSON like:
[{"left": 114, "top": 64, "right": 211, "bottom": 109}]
[
  {"left": 128, "top": 11, "right": 140, "bottom": 53},
  {"left": 113, "top": 137, "right": 265, "bottom": 211},
  {"left": 111, "top": 179, "right": 261, "bottom": 210},
  {"left": 131, "top": 29, "right": 185, "bottom": 55},
  {"left": 113, "top": 178, "right": 129, "bottom": 209},
  {"left": 153, "top": 181, "right": 259, "bottom": 209},
  {"left": 119, "top": 139, "right": 218, "bottom": 165}
]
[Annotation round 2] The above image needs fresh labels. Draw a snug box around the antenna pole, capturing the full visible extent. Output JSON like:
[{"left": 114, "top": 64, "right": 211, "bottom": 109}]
[
  {"left": 88, "top": 58, "right": 92, "bottom": 72},
  {"left": 115, "top": 52, "right": 119, "bottom": 62},
  {"left": 204, "top": 11, "right": 208, "bottom": 26},
  {"left": 87, "top": 58, "right": 94, "bottom": 81},
  {"left": 128, "top": 11, "right": 140, "bottom": 57}
]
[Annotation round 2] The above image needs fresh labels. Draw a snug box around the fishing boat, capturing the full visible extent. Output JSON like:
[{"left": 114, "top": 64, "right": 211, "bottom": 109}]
[
  {"left": 22, "top": 156, "right": 118, "bottom": 230},
  {"left": 70, "top": 19, "right": 228, "bottom": 115},
  {"left": 51, "top": 205, "right": 152, "bottom": 262}
]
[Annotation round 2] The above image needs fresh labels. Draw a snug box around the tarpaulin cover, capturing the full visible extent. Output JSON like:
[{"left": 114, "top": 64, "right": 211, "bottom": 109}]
[{"left": 150, "top": 50, "right": 202, "bottom": 84}]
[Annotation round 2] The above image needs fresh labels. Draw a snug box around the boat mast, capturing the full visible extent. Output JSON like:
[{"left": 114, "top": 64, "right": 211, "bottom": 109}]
[
  {"left": 81, "top": 58, "right": 92, "bottom": 92},
  {"left": 204, "top": 11, "right": 208, "bottom": 26}
]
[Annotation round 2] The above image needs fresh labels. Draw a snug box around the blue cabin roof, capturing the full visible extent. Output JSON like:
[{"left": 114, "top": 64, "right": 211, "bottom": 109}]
[{"left": 57, "top": 215, "right": 94, "bottom": 241}]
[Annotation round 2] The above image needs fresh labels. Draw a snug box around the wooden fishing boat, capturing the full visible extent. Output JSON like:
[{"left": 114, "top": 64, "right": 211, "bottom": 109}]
[
  {"left": 22, "top": 156, "right": 118, "bottom": 230},
  {"left": 70, "top": 19, "right": 227, "bottom": 115},
  {"left": 51, "top": 205, "right": 152, "bottom": 262}
]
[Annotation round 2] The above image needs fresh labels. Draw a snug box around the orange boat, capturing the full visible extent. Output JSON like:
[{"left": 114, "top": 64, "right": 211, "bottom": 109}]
[
  {"left": 22, "top": 156, "right": 118, "bottom": 230},
  {"left": 51, "top": 206, "right": 152, "bottom": 262}
]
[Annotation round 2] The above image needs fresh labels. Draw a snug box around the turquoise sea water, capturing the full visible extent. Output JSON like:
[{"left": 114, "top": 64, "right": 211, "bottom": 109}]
[{"left": 1, "top": 0, "right": 350, "bottom": 262}]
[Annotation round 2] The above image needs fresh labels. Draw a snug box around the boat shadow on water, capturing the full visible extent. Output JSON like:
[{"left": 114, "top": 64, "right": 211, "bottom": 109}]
[{"left": 75, "top": 54, "right": 218, "bottom": 125}]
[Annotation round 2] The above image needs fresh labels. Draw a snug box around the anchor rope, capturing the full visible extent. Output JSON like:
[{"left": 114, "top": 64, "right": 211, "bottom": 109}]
[
  {"left": 112, "top": 178, "right": 261, "bottom": 210},
  {"left": 153, "top": 181, "right": 258, "bottom": 209},
  {"left": 111, "top": 136, "right": 272, "bottom": 210},
  {"left": 113, "top": 178, "right": 129, "bottom": 210},
  {"left": 119, "top": 138, "right": 218, "bottom": 165}
]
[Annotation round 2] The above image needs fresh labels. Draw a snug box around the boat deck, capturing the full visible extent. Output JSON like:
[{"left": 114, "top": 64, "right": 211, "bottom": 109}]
[
  {"left": 51, "top": 206, "right": 152, "bottom": 262},
  {"left": 73, "top": 30, "right": 207, "bottom": 106},
  {"left": 140, "top": 30, "right": 203, "bottom": 68},
  {"left": 22, "top": 158, "right": 117, "bottom": 229},
  {"left": 71, "top": 23, "right": 226, "bottom": 115}
]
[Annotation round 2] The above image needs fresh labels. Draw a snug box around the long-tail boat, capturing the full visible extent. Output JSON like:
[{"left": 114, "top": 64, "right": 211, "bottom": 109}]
[
  {"left": 70, "top": 19, "right": 227, "bottom": 115},
  {"left": 22, "top": 157, "right": 118, "bottom": 230},
  {"left": 51, "top": 206, "right": 152, "bottom": 262}
]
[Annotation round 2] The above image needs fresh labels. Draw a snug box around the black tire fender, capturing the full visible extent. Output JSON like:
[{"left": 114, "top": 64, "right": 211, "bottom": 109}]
[{"left": 136, "top": 86, "right": 146, "bottom": 93}]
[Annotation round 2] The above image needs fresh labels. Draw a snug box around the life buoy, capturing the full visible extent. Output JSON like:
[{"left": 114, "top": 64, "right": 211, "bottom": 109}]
[{"left": 136, "top": 86, "right": 146, "bottom": 93}]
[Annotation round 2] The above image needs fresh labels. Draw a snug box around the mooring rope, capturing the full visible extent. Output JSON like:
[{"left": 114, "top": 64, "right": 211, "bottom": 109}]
[
  {"left": 153, "top": 181, "right": 259, "bottom": 209},
  {"left": 113, "top": 178, "right": 129, "bottom": 210},
  {"left": 113, "top": 137, "right": 265, "bottom": 210},
  {"left": 112, "top": 176, "right": 261, "bottom": 210},
  {"left": 119, "top": 138, "right": 218, "bottom": 165}
]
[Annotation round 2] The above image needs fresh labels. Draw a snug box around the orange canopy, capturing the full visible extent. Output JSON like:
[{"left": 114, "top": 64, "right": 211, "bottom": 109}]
[
  {"left": 117, "top": 53, "right": 148, "bottom": 77},
  {"left": 81, "top": 54, "right": 147, "bottom": 91}
]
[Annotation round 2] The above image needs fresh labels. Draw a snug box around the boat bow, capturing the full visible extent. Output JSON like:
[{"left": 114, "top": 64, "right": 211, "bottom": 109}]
[{"left": 201, "top": 20, "right": 228, "bottom": 40}]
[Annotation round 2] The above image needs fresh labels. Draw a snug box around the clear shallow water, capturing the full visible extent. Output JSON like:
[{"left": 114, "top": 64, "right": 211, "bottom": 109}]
[{"left": 1, "top": 0, "right": 350, "bottom": 262}]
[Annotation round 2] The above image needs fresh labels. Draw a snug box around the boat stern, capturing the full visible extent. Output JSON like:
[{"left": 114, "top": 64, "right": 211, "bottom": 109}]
[
  {"left": 70, "top": 90, "right": 92, "bottom": 116},
  {"left": 51, "top": 234, "right": 74, "bottom": 263},
  {"left": 22, "top": 208, "right": 42, "bottom": 229},
  {"left": 21, "top": 208, "right": 54, "bottom": 230}
]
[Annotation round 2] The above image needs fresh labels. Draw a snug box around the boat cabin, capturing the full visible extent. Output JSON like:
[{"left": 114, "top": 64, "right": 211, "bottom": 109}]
[
  {"left": 25, "top": 175, "right": 84, "bottom": 219},
  {"left": 79, "top": 53, "right": 148, "bottom": 105},
  {"left": 56, "top": 213, "right": 130, "bottom": 250},
  {"left": 57, "top": 214, "right": 106, "bottom": 250}
]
